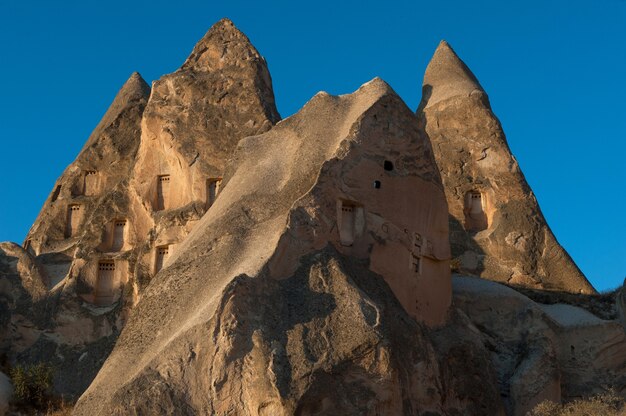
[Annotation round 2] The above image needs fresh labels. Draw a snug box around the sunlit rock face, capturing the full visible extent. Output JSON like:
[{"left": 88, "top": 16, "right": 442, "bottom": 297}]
[
  {"left": 417, "top": 41, "right": 595, "bottom": 294},
  {"left": 128, "top": 18, "right": 281, "bottom": 294},
  {"left": 3, "top": 18, "right": 280, "bottom": 399},
  {"left": 72, "top": 78, "right": 466, "bottom": 415}
]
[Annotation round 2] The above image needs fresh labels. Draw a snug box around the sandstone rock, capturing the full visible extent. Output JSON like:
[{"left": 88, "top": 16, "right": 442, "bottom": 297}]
[
  {"left": 453, "top": 275, "right": 626, "bottom": 415},
  {"left": 127, "top": 17, "right": 280, "bottom": 297},
  {"left": 74, "top": 78, "right": 455, "bottom": 415},
  {"left": 417, "top": 41, "right": 595, "bottom": 294},
  {"left": 1, "top": 18, "right": 281, "bottom": 400}
]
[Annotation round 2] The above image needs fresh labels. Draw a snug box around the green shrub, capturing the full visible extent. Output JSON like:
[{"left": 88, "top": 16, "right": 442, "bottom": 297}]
[{"left": 9, "top": 362, "right": 54, "bottom": 406}]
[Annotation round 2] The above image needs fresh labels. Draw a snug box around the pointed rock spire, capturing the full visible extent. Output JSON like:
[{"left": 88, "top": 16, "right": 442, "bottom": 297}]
[
  {"left": 417, "top": 41, "right": 595, "bottom": 294},
  {"left": 181, "top": 18, "right": 264, "bottom": 72},
  {"left": 87, "top": 72, "right": 150, "bottom": 143},
  {"left": 420, "top": 40, "right": 485, "bottom": 109}
]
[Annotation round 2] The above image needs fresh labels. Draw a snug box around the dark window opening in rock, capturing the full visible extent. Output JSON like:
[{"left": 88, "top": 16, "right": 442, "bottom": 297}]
[
  {"left": 96, "top": 261, "right": 115, "bottom": 306},
  {"left": 206, "top": 177, "right": 222, "bottom": 209},
  {"left": 83, "top": 170, "right": 98, "bottom": 196},
  {"left": 155, "top": 245, "right": 169, "bottom": 274},
  {"left": 464, "top": 191, "right": 488, "bottom": 232},
  {"left": 112, "top": 220, "right": 127, "bottom": 251},
  {"left": 339, "top": 203, "right": 356, "bottom": 246},
  {"left": 51, "top": 185, "right": 61, "bottom": 202},
  {"left": 414, "top": 233, "right": 423, "bottom": 254},
  {"left": 156, "top": 175, "right": 170, "bottom": 211},
  {"left": 384, "top": 160, "right": 394, "bottom": 171},
  {"left": 411, "top": 255, "right": 421, "bottom": 274},
  {"left": 65, "top": 204, "right": 82, "bottom": 237},
  {"left": 373, "top": 180, "right": 381, "bottom": 189}
]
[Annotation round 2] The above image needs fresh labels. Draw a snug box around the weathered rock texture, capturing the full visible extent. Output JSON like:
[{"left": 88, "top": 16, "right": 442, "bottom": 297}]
[
  {"left": 3, "top": 23, "right": 624, "bottom": 416},
  {"left": 417, "top": 41, "right": 595, "bottom": 294},
  {"left": 73, "top": 78, "right": 466, "bottom": 415},
  {"left": 3, "top": 18, "right": 280, "bottom": 399},
  {"left": 453, "top": 275, "right": 626, "bottom": 416},
  {"left": 5, "top": 74, "right": 150, "bottom": 396},
  {"left": 127, "top": 18, "right": 280, "bottom": 295}
]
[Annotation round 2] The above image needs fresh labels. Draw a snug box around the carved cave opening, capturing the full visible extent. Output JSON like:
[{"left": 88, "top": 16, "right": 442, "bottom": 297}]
[
  {"left": 156, "top": 175, "right": 170, "bottom": 211},
  {"left": 154, "top": 245, "right": 170, "bottom": 274},
  {"left": 111, "top": 220, "right": 127, "bottom": 251},
  {"left": 96, "top": 261, "right": 115, "bottom": 306},
  {"left": 464, "top": 191, "right": 488, "bottom": 232},
  {"left": 206, "top": 177, "right": 222, "bottom": 209},
  {"left": 65, "top": 204, "right": 82, "bottom": 237}
]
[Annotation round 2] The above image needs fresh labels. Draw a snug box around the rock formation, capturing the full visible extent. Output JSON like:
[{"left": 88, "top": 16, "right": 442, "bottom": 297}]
[
  {"left": 1, "top": 23, "right": 624, "bottom": 416},
  {"left": 417, "top": 41, "right": 595, "bottom": 294},
  {"left": 127, "top": 18, "right": 280, "bottom": 296},
  {"left": 2, "top": 18, "right": 280, "bottom": 399},
  {"left": 73, "top": 78, "right": 465, "bottom": 415},
  {"left": 452, "top": 275, "right": 626, "bottom": 416}
]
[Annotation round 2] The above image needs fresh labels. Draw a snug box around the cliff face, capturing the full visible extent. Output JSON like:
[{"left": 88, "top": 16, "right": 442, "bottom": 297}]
[
  {"left": 417, "top": 41, "right": 595, "bottom": 294},
  {"left": 2, "top": 18, "right": 280, "bottom": 399},
  {"left": 73, "top": 79, "right": 469, "bottom": 415},
  {"left": 125, "top": 17, "right": 280, "bottom": 297}
]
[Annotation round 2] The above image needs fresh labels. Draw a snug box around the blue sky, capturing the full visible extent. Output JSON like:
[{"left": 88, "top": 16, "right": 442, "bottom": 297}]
[{"left": 1, "top": 0, "right": 624, "bottom": 291}]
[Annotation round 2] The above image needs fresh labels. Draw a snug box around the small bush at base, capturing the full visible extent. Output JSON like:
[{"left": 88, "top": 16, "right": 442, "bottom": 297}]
[
  {"left": 9, "top": 362, "right": 54, "bottom": 407},
  {"left": 528, "top": 390, "right": 626, "bottom": 416}
]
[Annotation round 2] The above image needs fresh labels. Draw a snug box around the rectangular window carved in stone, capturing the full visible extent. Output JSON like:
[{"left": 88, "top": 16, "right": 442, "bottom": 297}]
[
  {"left": 96, "top": 261, "right": 115, "bottom": 305},
  {"left": 84, "top": 170, "right": 98, "bottom": 196},
  {"left": 155, "top": 245, "right": 169, "bottom": 274},
  {"left": 66, "top": 204, "right": 82, "bottom": 237},
  {"left": 206, "top": 177, "right": 222, "bottom": 209},
  {"left": 156, "top": 175, "right": 170, "bottom": 211},
  {"left": 111, "top": 220, "right": 126, "bottom": 251}
]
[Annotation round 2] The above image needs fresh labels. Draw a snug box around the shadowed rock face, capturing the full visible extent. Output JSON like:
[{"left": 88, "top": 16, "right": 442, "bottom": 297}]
[
  {"left": 417, "top": 41, "right": 595, "bottom": 294},
  {"left": 73, "top": 79, "right": 465, "bottom": 415},
  {"left": 25, "top": 72, "right": 150, "bottom": 258}
]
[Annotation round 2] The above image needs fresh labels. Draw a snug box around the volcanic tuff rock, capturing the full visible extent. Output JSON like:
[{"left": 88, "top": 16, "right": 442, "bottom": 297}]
[
  {"left": 417, "top": 41, "right": 595, "bottom": 294},
  {"left": 453, "top": 275, "right": 626, "bottom": 416},
  {"left": 2, "top": 20, "right": 625, "bottom": 416},
  {"left": 5, "top": 73, "right": 150, "bottom": 396},
  {"left": 125, "top": 17, "right": 280, "bottom": 296},
  {"left": 73, "top": 78, "right": 465, "bottom": 415},
  {"left": 3, "top": 18, "right": 280, "bottom": 398}
]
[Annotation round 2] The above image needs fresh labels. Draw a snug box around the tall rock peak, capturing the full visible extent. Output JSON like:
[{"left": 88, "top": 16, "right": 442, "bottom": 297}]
[
  {"left": 421, "top": 40, "right": 484, "bottom": 109},
  {"left": 181, "top": 18, "right": 265, "bottom": 72},
  {"left": 417, "top": 42, "right": 595, "bottom": 294},
  {"left": 122, "top": 71, "right": 151, "bottom": 98}
]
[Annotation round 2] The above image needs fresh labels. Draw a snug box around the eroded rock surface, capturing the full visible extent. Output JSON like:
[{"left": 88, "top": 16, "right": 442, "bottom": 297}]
[
  {"left": 417, "top": 41, "right": 595, "bottom": 294},
  {"left": 453, "top": 275, "right": 626, "bottom": 416},
  {"left": 73, "top": 78, "right": 464, "bottom": 415},
  {"left": 2, "top": 18, "right": 280, "bottom": 399}
]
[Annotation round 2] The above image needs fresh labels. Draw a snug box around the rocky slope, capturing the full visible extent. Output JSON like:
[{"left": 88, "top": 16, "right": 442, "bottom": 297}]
[{"left": 417, "top": 41, "right": 595, "bottom": 294}]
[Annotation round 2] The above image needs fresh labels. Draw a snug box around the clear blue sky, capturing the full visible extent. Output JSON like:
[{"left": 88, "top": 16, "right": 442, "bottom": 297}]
[{"left": 1, "top": 0, "right": 624, "bottom": 291}]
